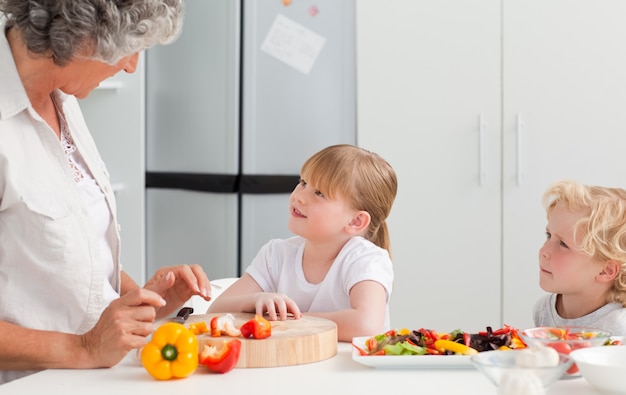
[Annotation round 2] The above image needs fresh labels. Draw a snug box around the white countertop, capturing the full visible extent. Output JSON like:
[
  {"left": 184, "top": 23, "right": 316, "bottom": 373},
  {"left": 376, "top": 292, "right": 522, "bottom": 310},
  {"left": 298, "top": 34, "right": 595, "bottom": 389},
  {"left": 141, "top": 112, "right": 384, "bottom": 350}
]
[{"left": 0, "top": 343, "right": 606, "bottom": 395}]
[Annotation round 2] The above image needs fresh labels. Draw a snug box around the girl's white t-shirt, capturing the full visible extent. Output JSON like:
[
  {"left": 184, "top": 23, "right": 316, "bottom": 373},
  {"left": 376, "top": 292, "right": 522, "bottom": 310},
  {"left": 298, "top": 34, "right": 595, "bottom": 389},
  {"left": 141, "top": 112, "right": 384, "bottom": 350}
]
[{"left": 246, "top": 235, "right": 394, "bottom": 330}]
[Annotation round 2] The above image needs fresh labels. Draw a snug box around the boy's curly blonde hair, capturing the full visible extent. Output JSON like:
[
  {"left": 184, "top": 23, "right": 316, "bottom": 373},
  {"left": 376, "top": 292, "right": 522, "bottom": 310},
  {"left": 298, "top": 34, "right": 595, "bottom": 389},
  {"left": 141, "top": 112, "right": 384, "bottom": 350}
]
[{"left": 543, "top": 179, "right": 626, "bottom": 306}]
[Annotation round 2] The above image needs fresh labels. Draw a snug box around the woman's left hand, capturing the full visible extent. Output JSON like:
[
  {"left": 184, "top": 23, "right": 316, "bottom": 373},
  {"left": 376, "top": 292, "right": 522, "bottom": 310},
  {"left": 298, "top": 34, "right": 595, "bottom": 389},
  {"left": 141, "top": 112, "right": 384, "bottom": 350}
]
[{"left": 143, "top": 264, "right": 211, "bottom": 319}]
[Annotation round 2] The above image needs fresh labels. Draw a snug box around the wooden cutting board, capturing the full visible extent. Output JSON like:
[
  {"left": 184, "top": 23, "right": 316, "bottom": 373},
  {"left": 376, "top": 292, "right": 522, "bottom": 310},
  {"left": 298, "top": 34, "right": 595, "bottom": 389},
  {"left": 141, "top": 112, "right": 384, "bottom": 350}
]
[{"left": 187, "top": 313, "right": 338, "bottom": 368}]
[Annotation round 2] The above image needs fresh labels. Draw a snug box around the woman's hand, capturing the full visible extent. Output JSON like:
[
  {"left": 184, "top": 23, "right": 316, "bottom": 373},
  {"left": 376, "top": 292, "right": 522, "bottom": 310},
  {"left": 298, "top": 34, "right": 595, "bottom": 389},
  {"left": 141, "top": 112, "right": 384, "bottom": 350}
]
[
  {"left": 143, "top": 264, "right": 212, "bottom": 319},
  {"left": 80, "top": 288, "right": 165, "bottom": 368},
  {"left": 252, "top": 292, "right": 302, "bottom": 321}
]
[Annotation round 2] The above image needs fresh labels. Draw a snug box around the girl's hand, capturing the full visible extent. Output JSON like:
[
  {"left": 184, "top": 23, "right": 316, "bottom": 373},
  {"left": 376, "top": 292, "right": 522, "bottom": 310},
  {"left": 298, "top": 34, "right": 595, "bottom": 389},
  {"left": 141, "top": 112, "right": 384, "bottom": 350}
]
[{"left": 253, "top": 292, "right": 302, "bottom": 321}]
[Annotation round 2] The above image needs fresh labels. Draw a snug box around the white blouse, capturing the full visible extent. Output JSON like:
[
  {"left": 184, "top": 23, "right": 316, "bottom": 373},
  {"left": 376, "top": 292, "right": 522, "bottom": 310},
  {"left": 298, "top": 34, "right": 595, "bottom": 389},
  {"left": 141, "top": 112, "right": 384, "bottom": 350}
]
[
  {"left": 57, "top": 96, "right": 118, "bottom": 305},
  {"left": 0, "top": 25, "right": 122, "bottom": 383}
]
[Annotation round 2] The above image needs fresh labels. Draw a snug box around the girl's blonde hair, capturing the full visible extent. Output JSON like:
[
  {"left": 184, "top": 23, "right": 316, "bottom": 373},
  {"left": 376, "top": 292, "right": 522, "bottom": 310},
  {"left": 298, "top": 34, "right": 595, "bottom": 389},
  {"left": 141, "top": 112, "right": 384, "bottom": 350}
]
[
  {"left": 543, "top": 179, "right": 626, "bottom": 306},
  {"left": 300, "top": 144, "right": 398, "bottom": 257}
]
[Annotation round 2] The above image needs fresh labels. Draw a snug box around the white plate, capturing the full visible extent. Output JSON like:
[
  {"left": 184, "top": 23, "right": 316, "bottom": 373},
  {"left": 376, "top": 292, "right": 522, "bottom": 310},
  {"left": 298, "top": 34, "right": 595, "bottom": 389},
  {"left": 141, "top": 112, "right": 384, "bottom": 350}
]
[{"left": 351, "top": 336, "right": 474, "bottom": 369}]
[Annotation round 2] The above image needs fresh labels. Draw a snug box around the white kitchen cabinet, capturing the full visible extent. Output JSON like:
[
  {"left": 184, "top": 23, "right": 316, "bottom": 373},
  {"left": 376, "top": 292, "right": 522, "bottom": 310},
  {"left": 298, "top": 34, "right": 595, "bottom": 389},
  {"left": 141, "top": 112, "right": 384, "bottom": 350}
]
[
  {"left": 502, "top": 0, "right": 626, "bottom": 329},
  {"left": 357, "top": 0, "right": 626, "bottom": 332},
  {"left": 356, "top": 0, "right": 502, "bottom": 333}
]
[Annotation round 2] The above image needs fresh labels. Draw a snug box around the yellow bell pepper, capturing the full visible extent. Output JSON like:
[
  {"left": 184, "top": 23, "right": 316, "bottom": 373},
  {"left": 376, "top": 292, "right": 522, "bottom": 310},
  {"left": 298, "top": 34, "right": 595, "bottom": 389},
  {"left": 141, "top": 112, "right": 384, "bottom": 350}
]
[
  {"left": 141, "top": 322, "right": 199, "bottom": 380},
  {"left": 498, "top": 345, "right": 512, "bottom": 350},
  {"left": 434, "top": 339, "right": 478, "bottom": 355},
  {"left": 397, "top": 328, "right": 411, "bottom": 336}
]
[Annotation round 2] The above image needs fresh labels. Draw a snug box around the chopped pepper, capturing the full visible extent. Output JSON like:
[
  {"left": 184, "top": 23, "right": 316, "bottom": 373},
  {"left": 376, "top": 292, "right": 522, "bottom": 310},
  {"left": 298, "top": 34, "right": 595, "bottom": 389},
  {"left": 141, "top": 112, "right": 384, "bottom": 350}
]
[
  {"left": 188, "top": 321, "right": 209, "bottom": 336},
  {"left": 434, "top": 339, "right": 478, "bottom": 355},
  {"left": 210, "top": 313, "right": 241, "bottom": 337},
  {"left": 141, "top": 322, "right": 199, "bottom": 380},
  {"left": 240, "top": 315, "right": 272, "bottom": 339},
  {"left": 365, "top": 337, "right": 378, "bottom": 351},
  {"left": 199, "top": 339, "right": 242, "bottom": 373}
]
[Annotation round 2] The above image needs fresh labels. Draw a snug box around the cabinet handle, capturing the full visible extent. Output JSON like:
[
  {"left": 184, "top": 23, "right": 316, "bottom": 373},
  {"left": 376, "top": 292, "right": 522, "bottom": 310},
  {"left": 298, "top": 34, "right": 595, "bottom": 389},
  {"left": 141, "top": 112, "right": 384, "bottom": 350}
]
[
  {"left": 479, "top": 114, "right": 485, "bottom": 187},
  {"left": 516, "top": 113, "right": 523, "bottom": 186}
]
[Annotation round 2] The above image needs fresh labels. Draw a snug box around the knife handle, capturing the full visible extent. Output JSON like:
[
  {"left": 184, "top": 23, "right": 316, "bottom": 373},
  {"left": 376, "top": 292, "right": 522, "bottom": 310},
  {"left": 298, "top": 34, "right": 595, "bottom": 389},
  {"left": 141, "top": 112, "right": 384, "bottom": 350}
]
[{"left": 176, "top": 307, "right": 194, "bottom": 320}]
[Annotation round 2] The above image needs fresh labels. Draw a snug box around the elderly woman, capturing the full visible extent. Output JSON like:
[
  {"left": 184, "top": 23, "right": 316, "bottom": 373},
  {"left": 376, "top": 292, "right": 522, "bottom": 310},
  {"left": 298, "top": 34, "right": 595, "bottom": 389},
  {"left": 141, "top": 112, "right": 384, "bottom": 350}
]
[{"left": 0, "top": 0, "right": 212, "bottom": 383}]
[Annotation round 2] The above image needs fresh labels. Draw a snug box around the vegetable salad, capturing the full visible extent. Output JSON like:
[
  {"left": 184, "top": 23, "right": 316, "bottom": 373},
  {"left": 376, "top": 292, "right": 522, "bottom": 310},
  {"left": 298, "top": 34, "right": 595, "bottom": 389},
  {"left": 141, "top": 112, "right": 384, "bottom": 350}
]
[{"left": 354, "top": 325, "right": 526, "bottom": 356}]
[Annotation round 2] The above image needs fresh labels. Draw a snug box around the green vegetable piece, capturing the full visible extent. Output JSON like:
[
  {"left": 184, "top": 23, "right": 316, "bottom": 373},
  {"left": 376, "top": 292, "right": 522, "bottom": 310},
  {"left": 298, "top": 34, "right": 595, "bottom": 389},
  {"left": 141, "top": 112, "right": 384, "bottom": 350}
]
[{"left": 383, "top": 342, "right": 426, "bottom": 355}]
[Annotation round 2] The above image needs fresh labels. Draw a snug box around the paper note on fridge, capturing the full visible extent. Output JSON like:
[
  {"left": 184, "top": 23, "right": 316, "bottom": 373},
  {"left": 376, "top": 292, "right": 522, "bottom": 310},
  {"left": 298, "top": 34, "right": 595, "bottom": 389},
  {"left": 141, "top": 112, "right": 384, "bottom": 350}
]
[{"left": 261, "top": 14, "right": 326, "bottom": 74}]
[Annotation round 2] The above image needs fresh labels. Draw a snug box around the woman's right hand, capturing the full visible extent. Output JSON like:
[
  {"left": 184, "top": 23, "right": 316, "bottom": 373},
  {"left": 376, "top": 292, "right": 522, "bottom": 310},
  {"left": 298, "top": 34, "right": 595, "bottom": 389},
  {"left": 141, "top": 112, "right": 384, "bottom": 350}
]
[
  {"left": 80, "top": 288, "right": 166, "bottom": 367},
  {"left": 252, "top": 292, "right": 302, "bottom": 321}
]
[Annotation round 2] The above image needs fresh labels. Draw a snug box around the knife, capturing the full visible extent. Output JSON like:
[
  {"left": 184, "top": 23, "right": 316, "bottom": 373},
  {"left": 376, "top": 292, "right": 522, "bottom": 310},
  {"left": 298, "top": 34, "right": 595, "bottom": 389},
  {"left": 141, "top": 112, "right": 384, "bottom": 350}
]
[{"left": 169, "top": 307, "right": 194, "bottom": 324}]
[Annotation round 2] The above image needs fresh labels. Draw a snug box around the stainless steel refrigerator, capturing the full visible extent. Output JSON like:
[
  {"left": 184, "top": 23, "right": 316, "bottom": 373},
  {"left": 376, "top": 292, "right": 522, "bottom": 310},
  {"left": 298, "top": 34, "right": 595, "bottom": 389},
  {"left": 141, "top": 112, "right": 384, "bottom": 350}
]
[{"left": 145, "top": 0, "right": 356, "bottom": 280}]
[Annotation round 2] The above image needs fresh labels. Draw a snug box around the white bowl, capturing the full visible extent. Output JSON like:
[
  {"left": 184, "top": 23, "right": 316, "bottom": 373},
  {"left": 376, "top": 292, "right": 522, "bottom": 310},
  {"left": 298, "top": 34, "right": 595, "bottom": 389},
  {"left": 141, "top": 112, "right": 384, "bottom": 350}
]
[{"left": 570, "top": 346, "right": 626, "bottom": 394}]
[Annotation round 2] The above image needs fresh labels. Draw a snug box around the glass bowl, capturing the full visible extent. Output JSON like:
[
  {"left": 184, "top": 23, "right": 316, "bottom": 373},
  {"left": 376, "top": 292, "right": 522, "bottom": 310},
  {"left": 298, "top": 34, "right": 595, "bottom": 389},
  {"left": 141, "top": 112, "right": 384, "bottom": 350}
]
[
  {"left": 519, "top": 326, "right": 610, "bottom": 377},
  {"left": 471, "top": 349, "right": 574, "bottom": 393}
]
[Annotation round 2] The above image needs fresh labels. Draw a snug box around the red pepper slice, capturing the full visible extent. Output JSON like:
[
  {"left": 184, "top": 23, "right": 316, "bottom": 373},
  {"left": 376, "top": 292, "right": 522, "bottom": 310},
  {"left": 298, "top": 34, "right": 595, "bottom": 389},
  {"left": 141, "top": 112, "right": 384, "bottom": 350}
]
[
  {"left": 199, "top": 339, "right": 241, "bottom": 374},
  {"left": 425, "top": 347, "right": 442, "bottom": 355},
  {"left": 352, "top": 343, "right": 384, "bottom": 356},
  {"left": 478, "top": 325, "right": 513, "bottom": 337},
  {"left": 240, "top": 315, "right": 272, "bottom": 339},
  {"left": 463, "top": 332, "right": 471, "bottom": 347},
  {"left": 365, "top": 337, "right": 378, "bottom": 351},
  {"left": 549, "top": 328, "right": 564, "bottom": 339},
  {"left": 210, "top": 316, "right": 222, "bottom": 337},
  {"left": 210, "top": 314, "right": 241, "bottom": 337},
  {"left": 491, "top": 326, "right": 513, "bottom": 336},
  {"left": 352, "top": 343, "right": 369, "bottom": 356},
  {"left": 418, "top": 328, "right": 431, "bottom": 340}
]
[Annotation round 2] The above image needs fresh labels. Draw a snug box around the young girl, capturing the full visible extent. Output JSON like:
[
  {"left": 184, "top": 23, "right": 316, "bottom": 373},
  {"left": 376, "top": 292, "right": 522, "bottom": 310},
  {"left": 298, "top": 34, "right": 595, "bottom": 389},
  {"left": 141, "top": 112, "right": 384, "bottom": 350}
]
[
  {"left": 534, "top": 179, "right": 626, "bottom": 336},
  {"left": 208, "top": 144, "right": 397, "bottom": 341}
]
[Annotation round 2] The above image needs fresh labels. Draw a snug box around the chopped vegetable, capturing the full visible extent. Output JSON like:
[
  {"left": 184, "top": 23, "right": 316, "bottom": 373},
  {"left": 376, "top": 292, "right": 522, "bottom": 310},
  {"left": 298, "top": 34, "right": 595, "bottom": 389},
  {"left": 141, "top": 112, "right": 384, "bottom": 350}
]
[
  {"left": 365, "top": 337, "right": 378, "bottom": 351},
  {"left": 542, "top": 327, "right": 605, "bottom": 341},
  {"left": 352, "top": 343, "right": 369, "bottom": 356},
  {"left": 188, "top": 321, "right": 209, "bottom": 335},
  {"left": 141, "top": 322, "right": 198, "bottom": 380},
  {"left": 199, "top": 339, "right": 241, "bottom": 374},
  {"left": 357, "top": 325, "right": 526, "bottom": 356},
  {"left": 383, "top": 341, "right": 426, "bottom": 355},
  {"left": 606, "top": 338, "right": 624, "bottom": 346},
  {"left": 469, "top": 325, "right": 520, "bottom": 351},
  {"left": 240, "top": 315, "right": 272, "bottom": 339},
  {"left": 434, "top": 339, "right": 478, "bottom": 355},
  {"left": 210, "top": 313, "right": 242, "bottom": 337}
]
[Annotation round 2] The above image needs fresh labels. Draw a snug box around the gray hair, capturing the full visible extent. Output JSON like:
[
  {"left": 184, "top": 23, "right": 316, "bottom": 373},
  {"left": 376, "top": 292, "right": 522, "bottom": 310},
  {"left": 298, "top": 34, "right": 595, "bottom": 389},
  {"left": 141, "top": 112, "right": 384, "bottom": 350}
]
[{"left": 0, "top": 0, "right": 184, "bottom": 66}]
